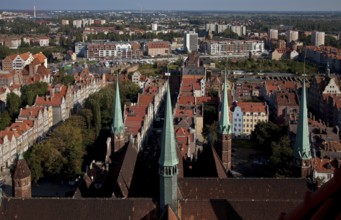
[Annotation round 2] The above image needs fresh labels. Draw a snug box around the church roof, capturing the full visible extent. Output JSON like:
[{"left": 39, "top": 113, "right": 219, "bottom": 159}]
[
  {"left": 180, "top": 199, "right": 301, "bottom": 220},
  {"left": 178, "top": 178, "right": 307, "bottom": 200},
  {"left": 0, "top": 198, "right": 157, "bottom": 220}
]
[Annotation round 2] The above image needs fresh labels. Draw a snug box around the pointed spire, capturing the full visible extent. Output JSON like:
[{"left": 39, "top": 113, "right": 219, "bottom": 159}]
[
  {"left": 18, "top": 152, "right": 24, "bottom": 160},
  {"left": 159, "top": 83, "right": 178, "bottom": 167},
  {"left": 294, "top": 80, "right": 312, "bottom": 160},
  {"left": 326, "top": 62, "right": 330, "bottom": 77},
  {"left": 219, "top": 68, "right": 231, "bottom": 134},
  {"left": 111, "top": 78, "right": 125, "bottom": 134}
]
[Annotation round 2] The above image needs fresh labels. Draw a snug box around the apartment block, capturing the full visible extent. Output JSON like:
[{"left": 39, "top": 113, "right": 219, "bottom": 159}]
[
  {"left": 201, "top": 39, "right": 264, "bottom": 55},
  {"left": 287, "top": 30, "right": 299, "bottom": 43},
  {"left": 311, "top": 31, "right": 325, "bottom": 47}
]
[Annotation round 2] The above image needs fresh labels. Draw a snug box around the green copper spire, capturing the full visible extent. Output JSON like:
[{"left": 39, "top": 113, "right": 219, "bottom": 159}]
[
  {"left": 294, "top": 81, "right": 312, "bottom": 160},
  {"left": 159, "top": 84, "right": 179, "bottom": 167},
  {"left": 219, "top": 69, "right": 231, "bottom": 134},
  {"left": 111, "top": 79, "right": 125, "bottom": 134}
]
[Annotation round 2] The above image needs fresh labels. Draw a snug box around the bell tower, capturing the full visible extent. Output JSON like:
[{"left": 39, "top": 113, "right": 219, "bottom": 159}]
[
  {"left": 294, "top": 81, "right": 312, "bottom": 177},
  {"left": 217, "top": 69, "right": 232, "bottom": 171}
]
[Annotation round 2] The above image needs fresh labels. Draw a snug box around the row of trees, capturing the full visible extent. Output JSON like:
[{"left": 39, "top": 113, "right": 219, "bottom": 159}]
[
  {"left": 217, "top": 58, "right": 319, "bottom": 75},
  {"left": 25, "top": 80, "right": 140, "bottom": 181},
  {"left": 0, "top": 18, "right": 50, "bottom": 35}
]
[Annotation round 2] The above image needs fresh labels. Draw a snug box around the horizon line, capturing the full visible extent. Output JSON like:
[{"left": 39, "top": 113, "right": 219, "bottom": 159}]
[{"left": 1, "top": 8, "right": 341, "bottom": 12}]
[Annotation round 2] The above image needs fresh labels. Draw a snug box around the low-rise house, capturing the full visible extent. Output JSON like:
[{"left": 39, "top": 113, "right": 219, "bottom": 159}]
[
  {"left": 308, "top": 74, "right": 341, "bottom": 121},
  {"left": 312, "top": 158, "right": 340, "bottom": 186},
  {"left": 2, "top": 52, "right": 33, "bottom": 71},
  {"left": 273, "top": 91, "right": 299, "bottom": 125},
  {"left": 17, "top": 105, "right": 53, "bottom": 138},
  {"left": 39, "top": 37, "right": 49, "bottom": 47},
  {"left": 0, "top": 70, "right": 14, "bottom": 87},
  {"left": 35, "top": 94, "right": 67, "bottom": 126},
  {"left": 131, "top": 71, "right": 141, "bottom": 85}
]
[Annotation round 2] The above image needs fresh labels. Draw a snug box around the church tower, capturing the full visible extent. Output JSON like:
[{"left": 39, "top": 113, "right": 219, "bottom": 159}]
[
  {"left": 159, "top": 84, "right": 179, "bottom": 214},
  {"left": 294, "top": 80, "right": 312, "bottom": 177},
  {"left": 218, "top": 70, "right": 232, "bottom": 171},
  {"left": 111, "top": 79, "right": 125, "bottom": 152},
  {"left": 13, "top": 154, "right": 31, "bottom": 198}
]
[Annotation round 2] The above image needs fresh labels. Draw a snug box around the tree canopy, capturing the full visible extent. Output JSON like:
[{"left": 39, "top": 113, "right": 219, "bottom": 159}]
[
  {"left": 21, "top": 82, "right": 49, "bottom": 106},
  {"left": 6, "top": 92, "right": 21, "bottom": 120}
]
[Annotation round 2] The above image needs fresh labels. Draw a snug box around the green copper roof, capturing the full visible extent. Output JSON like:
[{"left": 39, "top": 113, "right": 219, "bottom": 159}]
[
  {"left": 18, "top": 153, "right": 24, "bottom": 160},
  {"left": 219, "top": 69, "right": 231, "bottom": 134},
  {"left": 294, "top": 81, "right": 312, "bottom": 160},
  {"left": 159, "top": 83, "right": 179, "bottom": 166},
  {"left": 111, "top": 80, "right": 125, "bottom": 134}
]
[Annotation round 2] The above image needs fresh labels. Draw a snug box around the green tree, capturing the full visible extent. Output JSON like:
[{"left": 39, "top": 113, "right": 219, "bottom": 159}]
[
  {"left": 119, "top": 80, "right": 140, "bottom": 104},
  {"left": 50, "top": 123, "right": 84, "bottom": 177},
  {"left": 85, "top": 97, "right": 102, "bottom": 136},
  {"left": 202, "top": 121, "right": 219, "bottom": 146},
  {"left": 0, "top": 45, "right": 11, "bottom": 59},
  {"left": 6, "top": 92, "right": 21, "bottom": 120},
  {"left": 220, "top": 29, "right": 239, "bottom": 39},
  {"left": 0, "top": 111, "right": 12, "bottom": 130},
  {"left": 21, "top": 82, "right": 48, "bottom": 106},
  {"left": 25, "top": 145, "right": 44, "bottom": 182},
  {"left": 325, "top": 35, "right": 339, "bottom": 48},
  {"left": 252, "top": 121, "right": 284, "bottom": 151},
  {"left": 270, "top": 136, "right": 293, "bottom": 176},
  {"left": 53, "top": 71, "right": 75, "bottom": 86}
]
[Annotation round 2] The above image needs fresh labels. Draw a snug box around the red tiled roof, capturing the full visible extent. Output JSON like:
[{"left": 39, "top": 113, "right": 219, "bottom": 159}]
[
  {"left": 178, "top": 96, "right": 195, "bottom": 105},
  {"left": 312, "top": 158, "right": 339, "bottom": 174},
  {"left": 276, "top": 92, "right": 299, "bottom": 106},
  {"left": 35, "top": 95, "right": 63, "bottom": 107},
  {"left": 138, "top": 94, "right": 154, "bottom": 107},
  {"left": 175, "top": 109, "right": 194, "bottom": 118},
  {"left": 20, "top": 52, "right": 32, "bottom": 61},
  {"left": 19, "top": 106, "right": 44, "bottom": 118},
  {"left": 236, "top": 101, "right": 267, "bottom": 113},
  {"left": 146, "top": 41, "right": 169, "bottom": 49}
]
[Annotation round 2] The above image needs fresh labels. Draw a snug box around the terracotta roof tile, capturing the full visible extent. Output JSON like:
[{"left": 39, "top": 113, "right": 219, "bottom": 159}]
[{"left": 146, "top": 41, "right": 169, "bottom": 49}]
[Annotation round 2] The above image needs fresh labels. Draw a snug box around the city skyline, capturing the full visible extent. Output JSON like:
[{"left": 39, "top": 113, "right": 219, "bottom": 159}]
[{"left": 1, "top": 0, "right": 341, "bottom": 11}]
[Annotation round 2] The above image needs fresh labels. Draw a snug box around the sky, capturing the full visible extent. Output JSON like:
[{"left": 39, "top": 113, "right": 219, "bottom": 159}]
[{"left": 1, "top": 0, "right": 341, "bottom": 11}]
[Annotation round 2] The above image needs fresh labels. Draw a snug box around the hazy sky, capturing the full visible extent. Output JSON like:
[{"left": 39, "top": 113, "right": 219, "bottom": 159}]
[{"left": 1, "top": 0, "right": 341, "bottom": 11}]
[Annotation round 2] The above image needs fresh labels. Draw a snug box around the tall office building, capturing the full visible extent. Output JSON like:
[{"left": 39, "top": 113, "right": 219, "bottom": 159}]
[
  {"left": 338, "top": 32, "right": 341, "bottom": 47},
  {"left": 269, "top": 29, "right": 278, "bottom": 40},
  {"left": 311, "top": 31, "right": 325, "bottom": 47},
  {"left": 287, "top": 30, "right": 299, "bottom": 43},
  {"left": 184, "top": 31, "right": 198, "bottom": 53}
]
